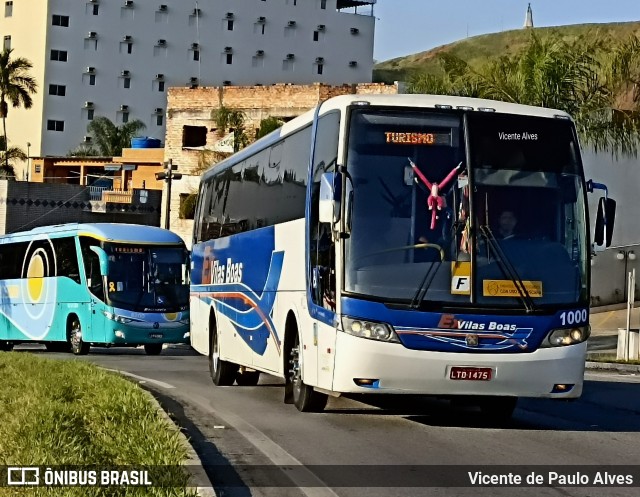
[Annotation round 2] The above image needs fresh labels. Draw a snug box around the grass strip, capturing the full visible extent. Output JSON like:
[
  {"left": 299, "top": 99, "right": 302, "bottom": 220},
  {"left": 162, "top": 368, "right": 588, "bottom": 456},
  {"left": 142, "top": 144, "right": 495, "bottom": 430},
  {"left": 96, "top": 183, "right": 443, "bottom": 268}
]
[{"left": 0, "top": 352, "right": 198, "bottom": 496}]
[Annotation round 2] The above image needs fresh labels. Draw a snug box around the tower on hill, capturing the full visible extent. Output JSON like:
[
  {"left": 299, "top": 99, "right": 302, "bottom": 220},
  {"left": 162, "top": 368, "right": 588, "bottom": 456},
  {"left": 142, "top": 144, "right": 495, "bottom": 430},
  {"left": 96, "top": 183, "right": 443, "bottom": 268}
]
[{"left": 524, "top": 3, "right": 534, "bottom": 28}]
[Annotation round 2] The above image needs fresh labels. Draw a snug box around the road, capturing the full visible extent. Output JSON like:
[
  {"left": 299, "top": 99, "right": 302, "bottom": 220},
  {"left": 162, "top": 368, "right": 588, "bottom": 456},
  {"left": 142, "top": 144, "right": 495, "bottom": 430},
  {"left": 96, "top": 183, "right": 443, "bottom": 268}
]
[{"left": 15, "top": 344, "right": 640, "bottom": 497}]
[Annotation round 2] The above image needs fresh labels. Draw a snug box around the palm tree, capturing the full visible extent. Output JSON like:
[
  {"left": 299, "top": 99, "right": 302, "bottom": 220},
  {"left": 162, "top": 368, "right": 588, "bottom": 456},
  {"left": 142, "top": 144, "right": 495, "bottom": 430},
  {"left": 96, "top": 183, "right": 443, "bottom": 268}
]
[
  {"left": 0, "top": 145, "right": 27, "bottom": 180},
  {"left": 86, "top": 116, "right": 146, "bottom": 156},
  {"left": 0, "top": 48, "right": 37, "bottom": 169}
]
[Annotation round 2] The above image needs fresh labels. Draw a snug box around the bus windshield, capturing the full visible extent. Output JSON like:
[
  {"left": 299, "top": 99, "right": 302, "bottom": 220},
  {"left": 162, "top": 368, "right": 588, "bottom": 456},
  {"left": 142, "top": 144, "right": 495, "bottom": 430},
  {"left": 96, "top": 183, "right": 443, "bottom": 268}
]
[
  {"left": 104, "top": 243, "right": 189, "bottom": 312},
  {"left": 344, "top": 108, "right": 588, "bottom": 309}
]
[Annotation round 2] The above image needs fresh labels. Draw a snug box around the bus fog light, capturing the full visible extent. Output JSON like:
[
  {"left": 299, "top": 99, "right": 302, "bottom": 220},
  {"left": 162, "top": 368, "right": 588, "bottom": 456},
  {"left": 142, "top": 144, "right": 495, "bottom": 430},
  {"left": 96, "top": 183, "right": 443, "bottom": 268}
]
[
  {"left": 115, "top": 331, "right": 125, "bottom": 339},
  {"left": 341, "top": 317, "right": 399, "bottom": 343},
  {"left": 183, "top": 332, "right": 190, "bottom": 339},
  {"left": 543, "top": 326, "right": 590, "bottom": 347}
]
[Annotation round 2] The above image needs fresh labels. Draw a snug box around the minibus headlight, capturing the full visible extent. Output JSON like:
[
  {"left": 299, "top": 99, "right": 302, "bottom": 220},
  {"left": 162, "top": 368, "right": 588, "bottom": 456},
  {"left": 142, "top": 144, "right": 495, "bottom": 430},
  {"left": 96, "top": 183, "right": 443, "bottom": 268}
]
[
  {"left": 542, "top": 326, "right": 590, "bottom": 347},
  {"left": 341, "top": 317, "right": 399, "bottom": 343}
]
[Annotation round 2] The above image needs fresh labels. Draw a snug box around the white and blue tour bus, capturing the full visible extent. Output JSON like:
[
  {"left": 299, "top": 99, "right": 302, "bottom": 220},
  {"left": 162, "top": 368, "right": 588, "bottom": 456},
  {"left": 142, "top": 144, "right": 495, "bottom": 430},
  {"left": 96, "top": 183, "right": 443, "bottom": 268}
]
[
  {"left": 190, "top": 94, "right": 615, "bottom": 415},
  {"left": 0, "top": 223, "right": 190, "bottom": 355}
]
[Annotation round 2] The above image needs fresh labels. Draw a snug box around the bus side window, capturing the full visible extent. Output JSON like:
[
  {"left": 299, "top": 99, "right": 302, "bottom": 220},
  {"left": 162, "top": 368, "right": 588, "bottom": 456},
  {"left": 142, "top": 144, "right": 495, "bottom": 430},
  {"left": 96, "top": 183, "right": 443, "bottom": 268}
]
[
  {"left": 53, "top": 238, "right": 81, "bottom": 284},
  {"left": 79, "top": 238, "right": 104, "bottom": 300}
]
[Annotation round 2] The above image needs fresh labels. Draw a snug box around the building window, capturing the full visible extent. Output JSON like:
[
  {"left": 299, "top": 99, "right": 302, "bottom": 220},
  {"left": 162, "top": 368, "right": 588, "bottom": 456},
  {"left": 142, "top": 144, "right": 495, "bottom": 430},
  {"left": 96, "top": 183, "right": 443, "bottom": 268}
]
[
  {"left": 158, "top": 80, "right": 165, "bottom": 92},
  {"left": 127, "top": 42, "right": 132, "bottom": 54},
  {"left": 313, "top": 31, "right": 319, "bottom": 41},
  {"left": 156, "top": 114, "right": 163, "bottom": 126},
  {"left": 226, "top": 53, "right": 233, "bottom": 65},
  {"left": 317, "top": 63, "right": 324, "bottom": 75},
  {"left": 48, "top": 84, "right": 66, "bottom": 96},
  {"left": 87, "top": 108, "right": 94, "bottom": 120},
  {"left": 89, "top": 74, "right": 96, "bottom": 86},
  {"left": 182, "top": 125, "right": 207, "bottom": 147},
  {"left": 4, "top": 1, "right": 12, "bottom": 17},
  {"left": 121, "top": 112, "right": 129, "bottom": 124},
  {"left": 320, "top": 0, "right": 327, "bottom": 9},
  {"left": 123, "top": 77, "right": 131, "bottom": 89},
  {"left": 3, "top": 35, "right": 10, "bottom": 50},
  {"left": 47, "top": 120, "right": 64, "bottom": 132},
  {"left": 193, "top": 49, "right": 200, "bottom": 61},
  {"left": 92, "top": 4, "right": 99, "bottom": 15},
  {"left": 50, "top": 50, "right": 68, "bottom": 62},
  {"left": 227, "top": 19, "right": 234, "bottom": 31},
  {"left": 52, "top": 14, "right": 70, "bottom": 27}
]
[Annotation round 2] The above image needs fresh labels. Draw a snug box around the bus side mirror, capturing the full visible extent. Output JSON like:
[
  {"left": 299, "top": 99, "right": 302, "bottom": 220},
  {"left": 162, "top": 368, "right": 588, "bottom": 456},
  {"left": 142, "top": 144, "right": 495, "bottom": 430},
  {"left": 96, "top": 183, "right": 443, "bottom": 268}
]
[
  {"left": 594, "top": 197, "right": 616, "bottom": 250},
  {"left": 319, "top": 172, "right": 342, "bottom": 224},
  {"left": 90, "top": 246, "right": 109, "bottom": 276}
]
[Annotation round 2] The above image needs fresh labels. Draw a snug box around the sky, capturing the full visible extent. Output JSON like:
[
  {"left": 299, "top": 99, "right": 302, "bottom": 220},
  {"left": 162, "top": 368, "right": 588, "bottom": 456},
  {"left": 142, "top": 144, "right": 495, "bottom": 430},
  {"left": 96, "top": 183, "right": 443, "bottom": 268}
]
[{"left": 373, "top": 0, "right": 640, "bottom": 62}]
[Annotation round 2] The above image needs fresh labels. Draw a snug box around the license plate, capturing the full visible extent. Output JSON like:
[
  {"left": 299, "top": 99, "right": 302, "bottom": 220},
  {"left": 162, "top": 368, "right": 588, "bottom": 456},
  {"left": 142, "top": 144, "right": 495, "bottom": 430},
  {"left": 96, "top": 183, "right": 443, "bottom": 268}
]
[
  {"left": 148, "top": 333, "right": 164, "bottom": 339},
  {"left": 450, "top": 367, "right": 492, "bottom": 381}
]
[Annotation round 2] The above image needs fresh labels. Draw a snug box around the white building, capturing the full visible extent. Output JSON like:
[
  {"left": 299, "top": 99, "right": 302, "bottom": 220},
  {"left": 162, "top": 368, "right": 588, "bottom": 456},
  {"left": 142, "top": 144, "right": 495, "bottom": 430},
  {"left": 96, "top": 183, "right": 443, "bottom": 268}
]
[{"left": 0, "top": 0, "right": 376, "bottom": 177}]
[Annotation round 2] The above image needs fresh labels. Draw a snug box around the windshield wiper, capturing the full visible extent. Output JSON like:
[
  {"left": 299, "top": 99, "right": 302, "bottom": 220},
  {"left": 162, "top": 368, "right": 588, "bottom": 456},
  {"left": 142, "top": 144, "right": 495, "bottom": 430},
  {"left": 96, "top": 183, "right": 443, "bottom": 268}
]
[
  {"left": 478, "top": 225, "right": 536, "bottom": 313},
  {"left": 409, "top": 251, "right": 444, "bottom": 309}
]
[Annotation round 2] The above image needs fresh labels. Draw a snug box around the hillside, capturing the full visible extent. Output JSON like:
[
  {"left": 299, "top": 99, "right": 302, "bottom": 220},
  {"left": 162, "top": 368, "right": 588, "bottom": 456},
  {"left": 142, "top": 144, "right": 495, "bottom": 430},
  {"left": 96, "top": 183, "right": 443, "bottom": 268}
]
[{"left": 373, "top": 21, "right": 640, "bottom": 84}]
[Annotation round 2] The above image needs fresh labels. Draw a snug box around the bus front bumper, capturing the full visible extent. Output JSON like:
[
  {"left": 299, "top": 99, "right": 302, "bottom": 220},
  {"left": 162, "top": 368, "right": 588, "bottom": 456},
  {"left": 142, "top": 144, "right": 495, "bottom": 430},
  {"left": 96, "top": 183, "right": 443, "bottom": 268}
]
[
  {"left": 331, "top": 332, "right": 586, "bottom": 398},
  {"left": 105, "top": 322, "right": 190, "bottom": 346}
]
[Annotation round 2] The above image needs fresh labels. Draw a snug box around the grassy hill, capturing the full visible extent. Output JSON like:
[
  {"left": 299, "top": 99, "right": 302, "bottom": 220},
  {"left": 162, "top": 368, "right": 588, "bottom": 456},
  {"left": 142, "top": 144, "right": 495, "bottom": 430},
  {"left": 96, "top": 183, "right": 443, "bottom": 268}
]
[{"left": 373, "top": 21, "right": 640, "bottom": 84}]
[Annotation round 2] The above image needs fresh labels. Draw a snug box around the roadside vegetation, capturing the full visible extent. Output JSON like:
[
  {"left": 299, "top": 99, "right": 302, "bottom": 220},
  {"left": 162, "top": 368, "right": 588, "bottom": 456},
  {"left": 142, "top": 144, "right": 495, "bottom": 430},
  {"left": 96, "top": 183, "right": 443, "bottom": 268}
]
[
  {"left": 0, "top": 352, "right": 197, "bottom": 496},
  {"left": 375, "top": 22, "right": 640, "bottom": 157}
]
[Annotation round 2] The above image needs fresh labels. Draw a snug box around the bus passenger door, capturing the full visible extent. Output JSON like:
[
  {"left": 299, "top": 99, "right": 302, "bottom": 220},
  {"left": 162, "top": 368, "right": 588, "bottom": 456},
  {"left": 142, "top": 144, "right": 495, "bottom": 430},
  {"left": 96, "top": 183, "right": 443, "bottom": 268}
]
[{"left": 79, "top": 240, "right": 107, "bottom": 343}]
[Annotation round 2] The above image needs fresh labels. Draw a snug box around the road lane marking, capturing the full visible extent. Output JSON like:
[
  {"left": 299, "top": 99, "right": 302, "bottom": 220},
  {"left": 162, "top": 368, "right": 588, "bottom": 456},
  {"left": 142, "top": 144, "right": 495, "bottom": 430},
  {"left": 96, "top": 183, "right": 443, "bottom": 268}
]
[
  {"left": 185, "top": 392, "right": 340, "bottom": 497},
  {"left": 103, "top": 369, "right": 176, "bottom": 389}
]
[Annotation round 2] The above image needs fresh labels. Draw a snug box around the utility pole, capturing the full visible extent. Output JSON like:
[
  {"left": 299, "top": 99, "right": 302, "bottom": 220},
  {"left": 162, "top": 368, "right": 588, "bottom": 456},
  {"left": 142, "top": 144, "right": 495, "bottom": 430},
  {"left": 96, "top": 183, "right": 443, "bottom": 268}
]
[{"left": 155, "top": 159, "right": 182, "bottom": 230}]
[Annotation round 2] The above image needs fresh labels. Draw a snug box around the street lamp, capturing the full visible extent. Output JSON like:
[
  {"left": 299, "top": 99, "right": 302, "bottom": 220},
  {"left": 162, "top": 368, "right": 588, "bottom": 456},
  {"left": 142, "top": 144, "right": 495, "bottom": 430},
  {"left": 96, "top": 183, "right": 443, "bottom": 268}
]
[
  {"left": 26, "top": 142, "right": 31, "bottom": 181},
  {"left": 155, "top": 159, "right": 182, "bottom": 230}
]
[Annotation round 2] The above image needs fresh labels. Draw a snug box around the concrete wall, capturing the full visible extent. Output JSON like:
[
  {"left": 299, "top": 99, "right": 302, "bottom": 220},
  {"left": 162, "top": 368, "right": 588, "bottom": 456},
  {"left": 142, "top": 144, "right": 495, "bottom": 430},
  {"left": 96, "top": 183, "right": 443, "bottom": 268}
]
[{"left": 0, "top": 180, "right": 162, "bottom": 235}]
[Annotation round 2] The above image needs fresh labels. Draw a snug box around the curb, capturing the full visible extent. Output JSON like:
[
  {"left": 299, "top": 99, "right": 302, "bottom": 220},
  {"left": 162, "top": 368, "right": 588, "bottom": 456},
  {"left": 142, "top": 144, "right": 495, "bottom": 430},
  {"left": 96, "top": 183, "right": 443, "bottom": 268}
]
[
  {"left": 144, "top": 390, "right": 217, "bottom": 497},
  {"left": 585, "top": 361, "right": 640, "bottom": 373}
]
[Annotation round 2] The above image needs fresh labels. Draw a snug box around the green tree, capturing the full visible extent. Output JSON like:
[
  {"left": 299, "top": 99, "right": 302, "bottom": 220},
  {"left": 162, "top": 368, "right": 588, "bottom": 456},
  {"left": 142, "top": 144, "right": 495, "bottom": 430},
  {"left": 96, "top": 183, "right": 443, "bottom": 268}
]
[
  {"left": 86, "top": 116, "right": 147, "bottom": 156},
  {"left": 0, "top": 48, "right": 37, "bottom": 169},
  {"left": 408, "top": 33, "right": 640, "bottom": 157},
  {"left": 0, "top": 145, "right": 27, "bottom": 179},
  {"left": 211, "top": 106, "right": 250, "bottom": 152},
  {"left": 67, "top": 144, "right": 101, "bottom": 157},
  {"left": 256, "top": 116, "right": 284, "bottom": 139}
]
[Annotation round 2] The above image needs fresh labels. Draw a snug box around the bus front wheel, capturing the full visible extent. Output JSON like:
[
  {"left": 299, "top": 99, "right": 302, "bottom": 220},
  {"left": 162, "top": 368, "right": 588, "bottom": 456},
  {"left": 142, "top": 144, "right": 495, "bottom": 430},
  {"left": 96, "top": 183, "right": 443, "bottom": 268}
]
[
  {"left": 144, "top": 343, "right": 163, "bottom": 355},
  {"left": 69, "top": 317, "right": 90, "bottom": 356},
  {"left": 288, "top": 333, "right": 328, "bottom": 412},
  {"left": 209, "top": 318, "right": 237, "bottom": 386},
  {"left": 0, "top": 341, "right": 13, "bottom": 352}
]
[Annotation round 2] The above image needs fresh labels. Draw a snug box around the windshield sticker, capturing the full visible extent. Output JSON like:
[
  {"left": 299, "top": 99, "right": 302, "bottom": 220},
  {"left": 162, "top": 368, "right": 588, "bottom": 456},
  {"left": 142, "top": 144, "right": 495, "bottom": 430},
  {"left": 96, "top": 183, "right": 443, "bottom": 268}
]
[
  {"left": 498, "top": 132, "right": 538, "bottom": 141},
  {"left": 451, "top": 261, "right": 471, "bottom": 295},
  {"left": 385, "top": 132, "right": 450, "bottom": 145},
  {"left": 483, "top": 280, "right": 543, "bottom": 298}
]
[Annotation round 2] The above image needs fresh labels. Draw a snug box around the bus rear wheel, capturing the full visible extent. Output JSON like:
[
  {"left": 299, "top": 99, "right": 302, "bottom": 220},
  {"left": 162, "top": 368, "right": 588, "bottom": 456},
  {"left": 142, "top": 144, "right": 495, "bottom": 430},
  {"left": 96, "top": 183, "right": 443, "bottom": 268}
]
[
  {"left": 0, "top": 341, "right": 13, "bottom": 352},
  {"left": 68, "top": 317, "right": 90, "bottom": 356},
  {"left": 144, "top": 343, "right": 163, "bottom": 355},
  {"left": 289, "top": 333, "right": 328, "bottom": 412},
  {"left": 209, "top": 318, "right": 237, "bottom": 386}
]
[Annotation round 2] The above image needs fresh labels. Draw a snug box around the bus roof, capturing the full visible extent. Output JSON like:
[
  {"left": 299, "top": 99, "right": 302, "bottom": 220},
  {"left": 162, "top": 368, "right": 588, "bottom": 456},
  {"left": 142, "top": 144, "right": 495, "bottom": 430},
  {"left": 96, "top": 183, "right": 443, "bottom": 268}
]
[
  {"left": 200, "top": 93, "right": 572, "bottom": 182},
  {"left": 0, "top": 223, "right": 185, "bottom": 246}
]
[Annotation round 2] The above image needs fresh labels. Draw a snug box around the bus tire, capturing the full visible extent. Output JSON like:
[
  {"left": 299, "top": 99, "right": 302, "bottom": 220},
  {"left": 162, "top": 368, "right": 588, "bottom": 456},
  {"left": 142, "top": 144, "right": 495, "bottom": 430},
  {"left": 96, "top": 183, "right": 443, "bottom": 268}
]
[
  {"left": 68, "top": 317, "right": 90, "bottom": 356},
  {"left": 289, "top": 331, "right": 328, "bottom": 412},
  {"left": 236, "top": 370, "right": 260, "bottom": 386},
  {"left": 0, "top": 341, "right": 13, "bottom": 352},
  {"left": 478, "top": 396, "right": 517, "bottom": 421},
  {"left": 144, "top": 343, "right": 163, "bottom": 355},
  {"left": 209, "top": 314, "right": 237, "bottom": 386}
]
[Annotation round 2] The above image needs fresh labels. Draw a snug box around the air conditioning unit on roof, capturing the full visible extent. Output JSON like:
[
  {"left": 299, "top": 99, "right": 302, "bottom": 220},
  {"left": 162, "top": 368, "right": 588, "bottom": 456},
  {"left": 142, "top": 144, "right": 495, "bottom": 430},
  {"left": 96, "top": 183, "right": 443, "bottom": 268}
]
[
  {"left": 120, "top": 105, "right": 129, "bottom": 111},
  {"left": 255, "top": 50, "right": 264, "bottom": 56},
  {"left": 123, "top": 35, "right": 132, "bottom": 41},
  {"left": 124, "top": 0, "right": 133, "bottom": 7},
  {"left": 191, "top": 42, "right": 200, "bottom": 49},
  {"left": 350, "top": 27, "right": 359, "bottom": 34},
  {"left": 86, "top": 66, "right": 95, "bottom": 73},
  {"left": 225, "top": 12, "right": 234, "bottom": 19},
  {"left": 84, "top": 101, "right": 94, "bottom": 108},
  {"left": 121, "top": 70, "right": 130, "bottom": 76},
  {"left": 349, "top": 60, "right": 357, "bottom": 67},
  {"left": 286, "top": 53, "right": 295, "bottom": 60},
  {"left": 315, "top": 57, "right": 324, "bottom": 63},
  {"left": 155, "top": 107, "right": 163, "bottom": 114},
  {"left": 257, "top": 16, "right": 266, "bottom": 23},
  {"left": 158, "top": 4, "right": 167, "bottom": 11},
  {"left": 83, "top": 136, "right": 92, "bottom": 142},
  {"left": 287, "top": 20, "right": 296, "bottom": 27},
  {"left": 156, "top": 73, "right": 164, "bottom": 79},
  {"left": 87, "top": 31, "right": 97, "bottom": 38},
  {"left": 157, "top": 39, "right": 166, "bottom": 46},
  {"left": 317, "top": 24, "right": 325, "bottom": 31},
  {"left": 224, "top": 46, "right": 232, "bottom": 53}
]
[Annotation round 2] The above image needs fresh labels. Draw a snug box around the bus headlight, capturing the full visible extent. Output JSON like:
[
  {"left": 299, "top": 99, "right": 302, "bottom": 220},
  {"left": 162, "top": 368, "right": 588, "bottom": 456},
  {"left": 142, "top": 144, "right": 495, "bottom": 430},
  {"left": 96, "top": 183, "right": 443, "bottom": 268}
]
[
  {"left": 102, "top": 311, "right": 133, "bottom": 324},
  {"left": 341, "top": 317, "right": 399, "bottom": 343},
  {"left": 542, "top": 326, "right": 590, "bottom": 347}
]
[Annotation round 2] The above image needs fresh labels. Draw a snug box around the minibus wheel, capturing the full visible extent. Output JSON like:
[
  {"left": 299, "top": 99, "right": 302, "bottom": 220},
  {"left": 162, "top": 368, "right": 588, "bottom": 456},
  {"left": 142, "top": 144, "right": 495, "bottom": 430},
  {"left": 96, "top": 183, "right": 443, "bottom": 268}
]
[{"left": 68, "top": 317, "right": 90, "bottom": 355}]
